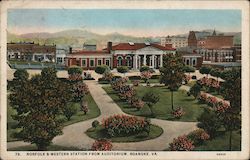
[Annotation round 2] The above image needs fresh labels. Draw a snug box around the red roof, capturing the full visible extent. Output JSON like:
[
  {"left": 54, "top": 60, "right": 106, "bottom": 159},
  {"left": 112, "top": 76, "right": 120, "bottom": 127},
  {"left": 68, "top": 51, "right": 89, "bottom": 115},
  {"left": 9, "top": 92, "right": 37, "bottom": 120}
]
[
  {"left": 106, "top": 43, "right": 175, "bottom": 51},
  {"left": 71, "top": 50, "right": 110, "bottom": 55}
]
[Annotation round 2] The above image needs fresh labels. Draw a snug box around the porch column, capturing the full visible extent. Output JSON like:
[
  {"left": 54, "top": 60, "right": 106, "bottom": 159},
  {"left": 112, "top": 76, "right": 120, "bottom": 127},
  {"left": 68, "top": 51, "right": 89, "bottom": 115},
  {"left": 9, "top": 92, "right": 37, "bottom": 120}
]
[
  {"left": 152, "top": 55, "right": 155, "bottom": 68},
  {"left": 134, "top": 55, "right": 138, "bottom": 69},
  {"left": 160, "top": 54, "right": 163, "bottom": 67},
  {"left": 143, "top": 54, "right": 146, "bottom": 66}
]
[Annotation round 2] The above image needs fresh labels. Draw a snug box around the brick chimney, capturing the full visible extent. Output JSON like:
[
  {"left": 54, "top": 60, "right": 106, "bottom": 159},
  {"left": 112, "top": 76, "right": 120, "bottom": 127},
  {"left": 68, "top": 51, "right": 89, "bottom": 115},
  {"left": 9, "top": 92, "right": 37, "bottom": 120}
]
[
  {"left": 107, "top": 42, "right": 112, "bottom": 52},
  {"left": 69, "top": 46, "right": 72, "bottom": 54}
]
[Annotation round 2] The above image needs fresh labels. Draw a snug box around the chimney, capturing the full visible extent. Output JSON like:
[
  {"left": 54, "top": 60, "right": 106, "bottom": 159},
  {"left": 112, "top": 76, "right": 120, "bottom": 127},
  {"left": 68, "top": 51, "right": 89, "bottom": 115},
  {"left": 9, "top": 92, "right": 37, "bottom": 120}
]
[
  {"left": 107, "top": 42, "right": 112, "bottom": 52},
  {"left": 69, "top": 46, "right": 72, "bottom": 54},
  {"left": 165, "top": 44, "right": 172, "bottom": 48}
]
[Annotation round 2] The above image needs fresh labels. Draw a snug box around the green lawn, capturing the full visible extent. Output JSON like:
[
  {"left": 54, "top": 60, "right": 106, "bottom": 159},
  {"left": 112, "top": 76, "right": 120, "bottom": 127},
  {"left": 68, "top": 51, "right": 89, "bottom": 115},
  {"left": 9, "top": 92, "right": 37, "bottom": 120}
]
[
  {"left": 8, "top": 144, "right": 84, "bottom": 151},
  {"left": 185, "top": 81, "right": 196, "bottom": 88},
  {"left": 7, "top": 93, "right": 100, "bottom": 142},
  {"left": 86, "top": 124, "right": 163, "bottom": 142},
  {"left": 103, "top": 86, "right": 207, "bottom": 122},
  {"left": 128, "top": 79, "right": 160, "bottom": 84},
  {"left": 194, "top": 131, "right": 241, "bottom": 151}
]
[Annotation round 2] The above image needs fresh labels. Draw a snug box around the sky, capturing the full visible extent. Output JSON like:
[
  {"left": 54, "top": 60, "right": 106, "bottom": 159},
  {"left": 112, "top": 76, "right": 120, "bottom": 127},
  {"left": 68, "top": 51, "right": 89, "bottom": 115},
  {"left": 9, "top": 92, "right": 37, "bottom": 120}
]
[{"left": 7, "top": 9, "right": 241, "bottom": 37}]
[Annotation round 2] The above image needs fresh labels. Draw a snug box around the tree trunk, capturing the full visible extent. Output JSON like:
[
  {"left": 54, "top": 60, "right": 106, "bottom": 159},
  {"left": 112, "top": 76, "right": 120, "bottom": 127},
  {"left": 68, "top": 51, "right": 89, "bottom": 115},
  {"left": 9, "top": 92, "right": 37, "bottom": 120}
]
[
  {"left": 171, "top": 91, "right": 174, "bottom": 110},
  {"left": 229, "top": 130, "right": 232, "bottom": 151}
]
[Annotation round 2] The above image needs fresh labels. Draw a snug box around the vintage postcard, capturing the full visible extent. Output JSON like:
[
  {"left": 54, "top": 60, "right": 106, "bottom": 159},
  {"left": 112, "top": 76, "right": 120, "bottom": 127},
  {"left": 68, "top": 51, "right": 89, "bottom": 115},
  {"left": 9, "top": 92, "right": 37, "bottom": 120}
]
[{"left": 0, "top": 0, "right": 249, "bottom": 159}]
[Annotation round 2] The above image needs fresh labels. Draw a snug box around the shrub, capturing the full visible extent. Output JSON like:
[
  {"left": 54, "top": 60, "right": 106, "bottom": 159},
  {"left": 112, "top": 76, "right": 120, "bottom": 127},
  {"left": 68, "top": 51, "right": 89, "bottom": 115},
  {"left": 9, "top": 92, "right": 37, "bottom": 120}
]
[
  {"left": 140, "top": 65, "right": 150, "bottom": 72},
  {"left": 81, "top": 101, "right": 89, "bottom": 115},
  {"left": 63, "top": 103, "right": 79, "bottom": 121},
  {"left": 169, "top": 135, "right": 195, "bottom": 151},
  {"left": 206, "top": 96, "right": 218, "bottom": 107},
  {"left": 190, "top": 83, "right": 201, "bottom": 98},
  {"left": 183, "top": 65, "right": 195, "bottom": 74},
  {"left": 117, "top": 66, "right": 129, "bottom": 74},
  {"left": 71, "top": 82, "right": 89, "bottom": 102},
  {"left": 214, "top": 101, "right": 230, "bottom": 113},
  {"left": 103, "top": 72, "right": 114, "bottom": 82},
  {"left": 91, "top": 139, "right": 113, "bottom": 151},
  {"left": 68, "top": 73, "right": 83, "bottom": 83},
  {"left": 141, "top": 71, "right": 152, "bottom": 83},
  {"left": 197, "top": 93, "right": 208, "bottom": 103},
  {"left": 131, "top": 98, "right": 145, "bottom": 110},
  {"left": 111, "top": 77, "right": 128, "bottom": 91},
  {"left": 187, "top": 129, "right": 210, "bottom": 145},
  {"left": 95, "top": 65, "right": 109, "bottom": 74},
  {"left": 68, "top": 66, "right": 83, "bottom": 75},
  {"left": 172, "top": 107, "right": 185, "bottom": 119},
  {"left": 102, "top": 114, "right": 149, "bottom": 137},
  {"left": 92, "top": 120, "right": 100, "bottom": 129},
  {"left": 132, "top": 80, "right": 140, "bottom": 86}
]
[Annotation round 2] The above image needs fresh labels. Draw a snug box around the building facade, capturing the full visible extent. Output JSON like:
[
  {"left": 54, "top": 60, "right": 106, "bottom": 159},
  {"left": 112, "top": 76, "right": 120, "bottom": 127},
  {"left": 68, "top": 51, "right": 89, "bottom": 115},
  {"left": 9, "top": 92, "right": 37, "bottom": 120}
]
[
  {"left": 7, "top": 42, "right": 56, "bottom": 62},
  {"left": 161, "top": 36, "right": 188, "bottom": 48}
]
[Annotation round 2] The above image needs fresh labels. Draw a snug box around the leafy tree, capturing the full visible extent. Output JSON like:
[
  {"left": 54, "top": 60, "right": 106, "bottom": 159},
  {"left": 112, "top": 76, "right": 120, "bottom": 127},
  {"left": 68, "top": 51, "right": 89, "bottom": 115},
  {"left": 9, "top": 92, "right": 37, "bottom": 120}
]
[
  {"left": 92, "top": 120, "right": 100, "bottom": 129},
  {"left": 183, "top": 65, "right": 195, "bottom": 75},
  {"left": 199, "top": 66, "right": 212, "bottom": 77},
  {"left": 160, "top": 53, "right": 185, "bottom": 110},
  {"left": 197, "top": 108, "right": 222, "bottom": 138},
  {"left": 10, "top": 67, "right": 72, "bottom": 150},
  {"left": 220, "top": 68, "right": 241, "bottom": 150},
  {"left": 142, "top": 92, "right": 160, "bottom": 117},
  {"left": 209, "top": 68, "right": 221, "bottom": 80},
  {"left": 63, "top": 103, "right": 78, "bottom": 121},
  {"left": 117, "top": 66, "right": 129, "bottom": 75},
  {"left": 12, "top": 69, "right": 29, "bottom": 90},
  {"left": 95, "top": 65, "right": 109, "bottom": 74},
  {"left": 68, "top": 66, "right": 83, "bottom": 75},
  {"left": 189, "top": 83, "right": 202, "bottom": 98}
]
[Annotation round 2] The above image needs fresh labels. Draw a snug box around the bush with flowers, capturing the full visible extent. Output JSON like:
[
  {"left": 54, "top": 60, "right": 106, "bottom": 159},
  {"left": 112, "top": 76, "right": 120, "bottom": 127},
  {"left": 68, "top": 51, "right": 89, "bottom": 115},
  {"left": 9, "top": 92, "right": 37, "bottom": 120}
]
[
  {"left": 197, "top": 93, "right": 208, "bottom": 104},
  {"left": 206, "top": 96, "right": 218, "bottom": 107},
  {"left": 214, "top": 101, "right": 230, "bottom": 113},
  {"left": 103, "top": 72, "right": 114, "bottom": 82},
  {"left": 111, "top": 77, "right": 128, "bottom": 91},
  {"left": 68, "top": 73, "right": 83, "bottom": 83},
  {"left": 169, "top": 135, "right": 195, "bottom": 151},
  {"left": 131, "top": 97, "right": 145, "bottom": 110},
  {"left": 172, "top": 107, "right": 185, "bottom": 119},
  {"left": 102, "top": 114, "right": 150, "bottom": 137},
  {"left": 71, "top": 82, "right": 89, "bottom": 102},
  {"left": 91, "top": 139, "right": 113, "bottom": 151},
  {"left": 141, "top": 71, "right": 152, "bottom": 83},
  {"left": 187, "top": 129, "right": 210, "bottom": 145}
]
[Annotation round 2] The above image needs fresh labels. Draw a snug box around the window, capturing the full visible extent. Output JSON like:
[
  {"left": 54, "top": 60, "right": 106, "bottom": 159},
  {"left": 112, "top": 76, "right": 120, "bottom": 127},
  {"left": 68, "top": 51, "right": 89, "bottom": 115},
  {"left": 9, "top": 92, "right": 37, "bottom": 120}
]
[
  {"left": 186, "top": 59, "right": 190, "bottom": 65},
  {"left": 126, "top": 56, "right": 132, "bottom": 67},
  {"left": 57, "top": 57, "right": 62, "bottom": 63},
  {"left": 105, "top": 59, "right": 110, "bottom": 66},
  {"left": 97, "top": 59, "right": 102, "bottom": 66},
  {"left": 193, "top": 59, "right": 196, "bottom": 66},
  {"left": 82, "top": 59, "right": 87, "bottom": 67},
  {"left": 117, "top": 56, "right": 123, "bottom": 66},
  {"left": 90, "top": 59, "right": 95, "bottom": 67}
]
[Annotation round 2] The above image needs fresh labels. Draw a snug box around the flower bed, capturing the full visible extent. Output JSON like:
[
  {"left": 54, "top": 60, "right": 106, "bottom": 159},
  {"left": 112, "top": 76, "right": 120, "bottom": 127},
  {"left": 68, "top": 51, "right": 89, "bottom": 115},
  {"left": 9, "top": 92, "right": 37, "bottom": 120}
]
[
  {"left": 169, "top": 135, "right": 195, "bottom": 151},
  {"left": 91, "top": 139, "right": 113, "bottom": 151},
  {"left": 172, "top": 107, "right": 185, "bottom": 118},
  {"left": 102, "top": 114, "right": 150, "bottom": 137},
  {"left": 187, "top": 129, "right": 210, "bottom": 145}
]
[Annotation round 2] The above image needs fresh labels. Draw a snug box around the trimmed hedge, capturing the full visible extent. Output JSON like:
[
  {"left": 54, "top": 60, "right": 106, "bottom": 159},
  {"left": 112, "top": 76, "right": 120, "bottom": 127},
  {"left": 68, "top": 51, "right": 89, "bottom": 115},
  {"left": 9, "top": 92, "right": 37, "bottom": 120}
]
[
  {"left": 95, "top": 65, "right": 109, "bottom": 74},
  {"left": 117, "top": 66, "right": 129, "bottom": 73},
  {"left": 68, "top": 66, "right": 83, "bottom": 75}
]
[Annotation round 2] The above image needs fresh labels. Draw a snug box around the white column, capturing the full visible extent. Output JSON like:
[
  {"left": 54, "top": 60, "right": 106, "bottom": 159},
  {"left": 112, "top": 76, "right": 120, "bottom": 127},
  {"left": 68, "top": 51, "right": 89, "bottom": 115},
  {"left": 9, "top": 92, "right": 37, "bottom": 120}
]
[
  {"left": 134, "top": 55, "right": 138, "bottom": 69},
  {"left": 160, "top": 54, "right": 163, "bottom": 67},
  {"left": 143, "top": 54, "right": 146, "bottom": 66},
  {"left": 152, "top": 55, "right": 155, "bottom": 68}
]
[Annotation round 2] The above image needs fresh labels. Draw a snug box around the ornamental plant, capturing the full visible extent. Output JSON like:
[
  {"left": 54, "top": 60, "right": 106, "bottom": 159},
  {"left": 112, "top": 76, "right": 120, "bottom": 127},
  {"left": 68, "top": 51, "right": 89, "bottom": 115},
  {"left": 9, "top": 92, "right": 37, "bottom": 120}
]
[
  {"left": 68, "top": 73, "right": 83, "bottom": 83},
  {"left": 206, "top": 96, "right": 218, "bottom": 107},
  {"left": 92, "top": 120, "right": 100, "bottom": 129},
  {"left": 95, "top": 65, "right": 109, "bottom": 75},
  {"left": 172, "top": 107, "right": 185, "bottom": 119},
  {"left": 81, "top": 101, "right": 89, "bottom": 115},
  {"left": 102, "top": 114, "right": 149, "bottom": 137},
  {"left": 68, "top": 66, "right": 83, "bottom": 75},
  {"left": 71, "top": 82, "right": 89, "bottom": 102},
  {"left": 214, "top": 101, "right": 230, "bottom": 113},
  {"left": 111, "top": 78, "right": 128, "bottom": 91},
  {"left": 91, "top": 139, "right": 113, "bottom": 151},
  {"left": 103, "top": 72, "right": 114, "bottom": 82},
  {"left": 141, "top": 71, "right": 152, "bottom": 83},
  {"left": 187, "top": 129, "right": 210, "bottom": 145},
  {"left": 197, "top": 93, "right": 208, "bottom": 104},
  {"left": 169, "top": 135, "right": 195, "bottom": 151},
  {"left": 131, "top": 98, "right": 145, "bottom": 110}
]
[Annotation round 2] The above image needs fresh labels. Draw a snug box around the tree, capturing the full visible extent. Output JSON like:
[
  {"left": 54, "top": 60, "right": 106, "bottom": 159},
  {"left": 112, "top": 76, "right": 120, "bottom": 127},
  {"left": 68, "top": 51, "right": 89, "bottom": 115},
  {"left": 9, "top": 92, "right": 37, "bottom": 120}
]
[
  {"left": 219, "top": 68, "right": 241, "bottom": 150},
  {"left": 95, "top": 65, "right": 109, "bottom": 74},
  {"left": 12, "top": 69, "right": 29, "bottom": 90},
  {"left": 189, "top": 83, "right": 202, "bottom": 98},
  {"left": 183, "top": 65, "right": 195, "bottom": 75},
  {"left": 160, "top": 53, "right": 185, "bottom": 110},
  {"left": 199, "top": 66, "right": 212, "bottom": 77},
  {"left": 142, "top": 92, "right": 160, "bottom": 117},
  {"left": 140, "top": 71, "right": 152, "bottom": 83},
  {"left": 63, "top": 103, "right": 78, "bottom": 121},
  {"left": 209, "top": 68, "right": 221, "bottom": 80},
  {"left": 68, "top": 66, "right": 83, "bottom": 75},
  {"left": 10, "top": 67, "right": 72, "bottom": 150}
]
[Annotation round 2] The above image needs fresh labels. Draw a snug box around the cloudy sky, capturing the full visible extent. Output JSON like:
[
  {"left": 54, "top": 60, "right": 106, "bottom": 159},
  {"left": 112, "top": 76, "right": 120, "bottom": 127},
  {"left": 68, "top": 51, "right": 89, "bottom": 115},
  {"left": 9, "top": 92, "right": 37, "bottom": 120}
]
[{"left": 8, "top": 9, "right": 241, "bottom": 37}]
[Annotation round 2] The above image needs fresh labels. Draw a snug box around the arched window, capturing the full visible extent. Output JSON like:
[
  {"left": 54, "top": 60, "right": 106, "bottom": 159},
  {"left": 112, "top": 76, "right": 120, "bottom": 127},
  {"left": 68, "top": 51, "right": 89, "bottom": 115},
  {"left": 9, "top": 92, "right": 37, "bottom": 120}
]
[
  {"left": 117, "top": 56, "right": 123, "bottom": 66},
  {"left": 186, "top": 59, "right": 190, "bottom": 65},
  {"left": 125, "top": 56, "right": 132, "bottom": 67},
  {"left": 193, "top": 59, "right": 196, "bottom": 66}
]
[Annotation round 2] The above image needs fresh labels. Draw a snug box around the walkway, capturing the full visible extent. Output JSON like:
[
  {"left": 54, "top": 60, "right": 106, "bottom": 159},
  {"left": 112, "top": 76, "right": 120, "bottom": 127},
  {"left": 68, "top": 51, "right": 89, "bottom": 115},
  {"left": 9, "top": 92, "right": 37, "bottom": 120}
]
[{"left": 7, "top": 81, "right": 197, "bottom": 151}]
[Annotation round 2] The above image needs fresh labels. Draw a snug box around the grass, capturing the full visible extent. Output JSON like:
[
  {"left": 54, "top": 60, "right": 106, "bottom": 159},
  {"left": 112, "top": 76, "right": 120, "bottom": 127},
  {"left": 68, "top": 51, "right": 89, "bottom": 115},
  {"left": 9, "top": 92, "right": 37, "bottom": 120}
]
[
  {"left": 8, "top": 144, "right": 84, "bottom": 151},
  {"left": 103, "top": 86, "right": 207, "bottom": 122},
  {"left": 86, "top": 124, "right": 163, "bottom": 142},
  {"left": 128, "top": 79, "right": 160, "bottom": 84},
  {"left": 7, "top": 93, "right": 100, "bottom": 142},
  {"left": 185, "top": 81, "right": 196, "bottom": 88},
  {"left": 194, "top": 131, "right": 241, "bottom": 151}
]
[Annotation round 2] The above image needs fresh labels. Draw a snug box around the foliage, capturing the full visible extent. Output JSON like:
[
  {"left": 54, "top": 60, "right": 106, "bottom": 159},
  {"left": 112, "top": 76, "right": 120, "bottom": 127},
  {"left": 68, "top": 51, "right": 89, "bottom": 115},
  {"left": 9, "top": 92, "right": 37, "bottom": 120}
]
[
  {"left": 95, "top": 65, "right": 109, "bottom": 74},
  {"left": 91, "top": 139, "right": 113, "bottom": 151},
  {"left": 172, "top": 107, "right": 185, "bottom": 119},
  {"left": 214, "top": 101, "right": 230, "bottom": 113},
  {"left": 199, "top": 66, "right": 212, "bottom": 76},
  {"left": 71, "top": 82, "right": 89, "bottom": 102},
  {"left": 209, "top": 68, "right": 221, "bottom": 79},
  {"left": 197, "top": 108, "right": 222, "bottom": 137},
  {"left": 142, "top": 92, "right": 160, "bottom": 116},
  {"left": 9, "top": 67, "right": 72, "bottom": 150},
  {"left": 141, "top": 71, "right": 152, "bottom": 83},
  {"left": 68, "top": 66, "right": 83, "bottom": 75},
  {"left": 183, "top": 65, "right": 195, "bottom": 74},
  {"left": 103, "top": 72, "right": 114, "bottom": 82},
  {"left": 140, "top": 65, "right": 150, "bottom": 72},
  {"left": 111, "top": 77, "right": 128, "bottom": 91},
  {"left": 117, "top": 66, "right": 129, "bottom": 74},
  {"left": 68, "top": 73, "right": 83, "bottom": 83},
  {"left": 63, "top": 103, "right": 79, "bottom": 121},
  {"left": 12, "top": 69, "right": 29, "bottom": 91},
  {"left": 190, "top": 83, "right": 201, "bottom": 98},
  {"left": 102, "top": 114, "right": 150, "bottom": 137},
  {"left": 197, "top": 93, "right": 208, "bottom": 103},
  {"left": 169, "top": 135, "right": 195, "bottom": 151},
  {"left": 132, "top": 80, "right": 140, "bottom": 86},
  {"left": 187, "top": 129, "right": 210, "bottom": 145},
  {"left": 206, "top": 96, "right": 218, "bottom": 107},
  {"left": 92, "top": 120, "right": 100, "bottom": 129},
  {"left": 131, "top": 97, "right": 145, "bottom": 110},
  {"left": 81, "top": 101, "right": 89, "bottom": 115}
]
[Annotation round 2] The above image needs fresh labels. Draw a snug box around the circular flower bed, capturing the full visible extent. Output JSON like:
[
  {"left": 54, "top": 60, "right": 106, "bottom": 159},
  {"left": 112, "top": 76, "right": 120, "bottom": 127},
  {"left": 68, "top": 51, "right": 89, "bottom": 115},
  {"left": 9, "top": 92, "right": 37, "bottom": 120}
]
[{"left": 91, "top": 139, "right": 113, "bottom": 151}]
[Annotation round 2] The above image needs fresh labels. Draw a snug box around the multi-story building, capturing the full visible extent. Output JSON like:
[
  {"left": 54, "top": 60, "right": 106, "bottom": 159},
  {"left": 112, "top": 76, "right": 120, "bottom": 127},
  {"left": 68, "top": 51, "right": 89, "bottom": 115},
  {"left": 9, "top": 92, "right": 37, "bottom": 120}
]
[
  {"left": 83, "top": 43, "right": 97, "bottom": 51},
  {"left": 7, "top": 42, "right": 56, "bottom": 62},
  {"left": 56, "top": 47, "right": 68, "bottom": 65},
  {"left": 161, "top": 36, "right": 188, "bottom": 48}
]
